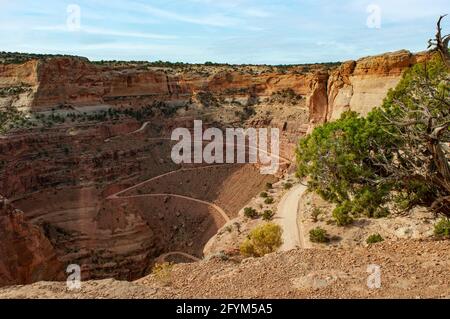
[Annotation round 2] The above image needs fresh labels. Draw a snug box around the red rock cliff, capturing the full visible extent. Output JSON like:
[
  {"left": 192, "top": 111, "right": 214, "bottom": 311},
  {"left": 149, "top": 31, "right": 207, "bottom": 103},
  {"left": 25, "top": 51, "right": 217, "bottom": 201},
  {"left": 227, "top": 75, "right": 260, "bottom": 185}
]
[{"left": 0, "top": 196, "right": 63, "bottom": 286}]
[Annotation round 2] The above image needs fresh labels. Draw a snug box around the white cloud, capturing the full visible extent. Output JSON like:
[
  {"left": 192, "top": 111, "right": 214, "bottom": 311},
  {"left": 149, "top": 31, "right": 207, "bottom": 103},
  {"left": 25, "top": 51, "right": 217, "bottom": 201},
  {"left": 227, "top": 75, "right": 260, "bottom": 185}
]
[
  {"left": 140, "top": 4, "right": 240, "bottom": 27},
  {"left": 32, "top": 25, "right": 177, "bottom": 40}
]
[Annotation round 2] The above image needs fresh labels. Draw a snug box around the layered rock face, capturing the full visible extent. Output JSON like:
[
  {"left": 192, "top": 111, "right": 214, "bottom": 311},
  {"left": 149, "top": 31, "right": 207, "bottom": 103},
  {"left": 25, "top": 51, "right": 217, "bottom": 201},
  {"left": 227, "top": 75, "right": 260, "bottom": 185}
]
[
  {"left": 0, "top": 196, "right": 63, "bottom": 286},
  {"left": 1, "top": 50, "right": 426, "bottom": 124},
  {"left": 2, "top": 50, "right": 429, "bottom": 132},
  {"left": 325, "top": 50, "right": 429, "bottom": 121}
]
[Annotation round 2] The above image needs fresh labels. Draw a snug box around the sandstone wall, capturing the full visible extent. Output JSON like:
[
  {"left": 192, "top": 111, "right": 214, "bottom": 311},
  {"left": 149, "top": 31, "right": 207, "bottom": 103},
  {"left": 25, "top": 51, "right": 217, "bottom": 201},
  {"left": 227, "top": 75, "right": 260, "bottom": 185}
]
[
  {"left": 0, "top": 196, "right": 63, "bottom": 286},
  {"left": 0, "top": 50, "right": 427, "bottom": 126},
  {"left": 325, "top": 50, "right": 430, "bottom": 122}
]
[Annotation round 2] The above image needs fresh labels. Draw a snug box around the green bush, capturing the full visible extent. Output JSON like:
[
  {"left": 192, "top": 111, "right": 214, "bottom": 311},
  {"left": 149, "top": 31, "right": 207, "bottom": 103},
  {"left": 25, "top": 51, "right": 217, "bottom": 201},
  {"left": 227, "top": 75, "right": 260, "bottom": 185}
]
[
  {"left": 366, "top": 233, "right": 384, "bottom": 244},
  {"left": 332, "top": 202, "right": 354, "bottom": 226},
  {"left": 283, "top": 182, "right": 293, "bottom": 190},
  {"left": 260, "top": 192, "right": 268, "bottom": 198},
  {"left": 262, "top": 210, "right": 274, "bottom": 221},
  {"left": 309, "top": 227, "right": 329, "bottom": 243},
  {"left": 244, "top": 207, "right": 259, "bottom": 219},
  {"left": 240, "top": 223, "right": 283, "bottom": 257},
  {"left": 264, "top": 197, "right": 274, "bottom": 205},
  {"left": 434, "top": 219, "right": 450, "bottom": 238}
]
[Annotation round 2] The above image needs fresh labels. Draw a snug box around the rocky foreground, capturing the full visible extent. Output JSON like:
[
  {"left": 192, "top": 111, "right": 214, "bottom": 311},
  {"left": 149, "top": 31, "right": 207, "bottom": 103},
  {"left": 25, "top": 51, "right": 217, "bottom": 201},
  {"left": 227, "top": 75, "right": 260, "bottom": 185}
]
[{"left": 0, "top": 240, "right": 448, "bottom": 299}]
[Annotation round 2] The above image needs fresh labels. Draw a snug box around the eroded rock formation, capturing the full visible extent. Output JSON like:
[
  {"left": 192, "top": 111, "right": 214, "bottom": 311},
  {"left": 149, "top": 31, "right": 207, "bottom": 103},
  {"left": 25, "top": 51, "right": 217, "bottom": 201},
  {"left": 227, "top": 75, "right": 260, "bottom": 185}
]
[{"left": 0, "top": 196, "right": 63, "bottom": 286}]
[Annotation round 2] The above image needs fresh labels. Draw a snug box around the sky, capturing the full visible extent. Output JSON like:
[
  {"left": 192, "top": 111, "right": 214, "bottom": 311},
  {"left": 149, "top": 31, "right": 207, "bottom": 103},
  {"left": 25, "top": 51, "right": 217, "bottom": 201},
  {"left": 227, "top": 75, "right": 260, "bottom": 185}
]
[{"left": 0, "top": 0, "right": 448, "bottom": 64}]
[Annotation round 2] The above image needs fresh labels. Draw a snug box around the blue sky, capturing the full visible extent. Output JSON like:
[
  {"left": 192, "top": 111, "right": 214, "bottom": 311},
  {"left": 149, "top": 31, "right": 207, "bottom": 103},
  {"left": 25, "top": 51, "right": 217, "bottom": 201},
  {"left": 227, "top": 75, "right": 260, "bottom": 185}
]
[{"left": 0, "top": 0, "right": 448, "bottom": 64}]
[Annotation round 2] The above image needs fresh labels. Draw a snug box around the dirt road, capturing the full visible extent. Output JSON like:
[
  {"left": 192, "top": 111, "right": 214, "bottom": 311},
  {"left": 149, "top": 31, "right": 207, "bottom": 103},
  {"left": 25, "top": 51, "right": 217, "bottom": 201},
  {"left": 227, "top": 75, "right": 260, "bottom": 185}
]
[{"left": 276, "top": 184, "right": 307, "bottom": 251}]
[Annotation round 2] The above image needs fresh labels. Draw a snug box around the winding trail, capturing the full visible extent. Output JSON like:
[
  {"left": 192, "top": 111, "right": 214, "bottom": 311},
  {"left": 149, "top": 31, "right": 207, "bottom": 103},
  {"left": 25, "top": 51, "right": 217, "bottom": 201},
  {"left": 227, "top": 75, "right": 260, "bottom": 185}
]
[
  {"left": 276, "top": 184, "right": 308, "bottom": 251},
  {"left": 104, "top": 121, "right": 293, "bottom": 164},
  {"left": 155, "top": 251, "right": 201, "bottom": 263},
  {"left": 107, "top": 164, "right": 235, "bottom": 201},
  {"left": 105, "top": 164, "right": 234, "bottom": 263},
  {"left": 110, "top": 192, "right": 230, "bottom": 223}
]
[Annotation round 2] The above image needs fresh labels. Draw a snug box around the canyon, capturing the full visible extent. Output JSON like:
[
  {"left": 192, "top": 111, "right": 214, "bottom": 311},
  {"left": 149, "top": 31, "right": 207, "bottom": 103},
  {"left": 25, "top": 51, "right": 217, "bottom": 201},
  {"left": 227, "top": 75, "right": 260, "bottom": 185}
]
[{"left": 0, "top": 49, "right": 433, "bottom": 288}]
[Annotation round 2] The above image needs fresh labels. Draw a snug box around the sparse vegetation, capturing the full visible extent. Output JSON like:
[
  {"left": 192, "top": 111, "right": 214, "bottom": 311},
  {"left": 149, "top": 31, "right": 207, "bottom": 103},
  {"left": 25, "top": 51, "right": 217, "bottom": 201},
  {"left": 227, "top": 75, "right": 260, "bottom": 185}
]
[
  {"left": 262, "top": 210, "right": 274, "bottom": 221},
  {"left": 309, "top": 227, "right": 330, "bottom": 243},
  {"left": 366, "top": 234, "right": 384, "bottom": 244},
  {"left": 196, "top": 91, "right": 219, "bottom": 108},
  {"left": 240, "top": 223, "right": 283, "bottom": 257},
  {"left": 265, "top": 182, "right": 273, "bottom": 190},
  {"left": 0, "top": 84, "right": 32, "bottom": 97},
  {"left": 264, "top": 197, "right": 274, "bottom": 205},
  {"left": 434, "top": 218, "right": 450, "bottom": 239},
  {"left": 244, "top": 207, "right": 259, "bottom": 219},
  {"left": 283, "top": 182, "right": 293, "bottom": 190},
  {"left": 224, "top": 225, "right": 233, "bottom": 233},
  {"left": 0, "top": 105, "right": 31, "bottom": 134},
  {"left": 0, "top": 51, "right": 85, "bottom": 64},
  {"left": 269, "top": 89, "right": 303, "bottom": 105},
  {"left": 311, "top": 207, "right": 325, "bottom": 222},
  {"left": 151, "top": 262, "right": 174, "bottom": 286},
  {"left": 260, "top": 192, "right": 268, "bottom": 198},
  {"left": 332, "top": 202, "right": 354, "bottom": 226}
]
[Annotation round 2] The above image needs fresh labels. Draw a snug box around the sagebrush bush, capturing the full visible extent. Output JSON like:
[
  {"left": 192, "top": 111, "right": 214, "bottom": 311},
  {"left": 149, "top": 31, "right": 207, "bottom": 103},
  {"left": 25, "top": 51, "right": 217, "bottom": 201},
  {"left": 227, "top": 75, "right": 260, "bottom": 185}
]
[
  {"left": 262, "top": 210, "right": 274, "bottom": 221},
  {"left": 244, "top": 207, "right": 259, "bottom": 219},
  {"left": 260, "top": 192, "right": 268, "bottom": 198},
  {"left": 332, "top": 202, "right": 354, "bottom": 226},
  {"left": 152, "top": 262, "right": 174, "bottom": 286},
  {"left": 283, "top": 182, "right": 293, "bottom": 190},
  {"left": 366, "top": 233, "right": 384, "bottom": 244},
  {"left": 264, "top": 197, "right": 274, "bottom": 205},
  {"left": 309, "top": 227, "right": 329, "bottom": 243},
  {"left": 240, "top": 223, "right": 283, "bottom": 257},
  {"left": 434, "top": 219, "right": 450, "bottom": 238}
]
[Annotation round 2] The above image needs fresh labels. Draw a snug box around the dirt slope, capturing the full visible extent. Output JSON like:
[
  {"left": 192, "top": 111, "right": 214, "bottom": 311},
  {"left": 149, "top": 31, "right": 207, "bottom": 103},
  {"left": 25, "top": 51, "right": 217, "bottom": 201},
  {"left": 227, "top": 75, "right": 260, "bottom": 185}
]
[{"left": 0, "top": 240, "right": 448, "bottom": 299}]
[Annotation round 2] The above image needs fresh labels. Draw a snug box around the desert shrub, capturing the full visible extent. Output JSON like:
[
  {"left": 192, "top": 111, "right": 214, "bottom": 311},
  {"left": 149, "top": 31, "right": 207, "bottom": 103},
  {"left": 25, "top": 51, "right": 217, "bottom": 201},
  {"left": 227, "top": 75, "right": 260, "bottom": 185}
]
[
  {"left": 283, "top": 182, "right": 293, "bottom": 190},
  {"left": 223, "top": 225, "right": 233, "bottom": 233},
  {"left": 260, "top": 192, "right": 268, "bottom": 198},
  {"left": 434, "top": 218, "right": 450, "bottom": 238},
  {"left": 265, "top": 182, "right": 273, "bottom": 190},
  {"left": 264, "top": 197, "right": 274, "bottom": 205},
  {"left": 311, "top": 207, "right": 324, "bottom": 222},
  {"left": 0, "top": 105, "right": 29, "bottom": 133},
  {"left": 262, "top": 210, "right": 274, "bottom": 221},
  {"left": 152, "top": 262, "right": 174, "bottom": 286},
  {"left": 366, "top": 233, "right": 384, "bottom": 244},
  {"left": 309, "top": 227, "right": 329, "bottom": 243},
  {"left": 240, "top": 223, "right": 283, "bottom": 257},
  {"left": 244, "top": 207, "right": 259, "bottom": 219},
  {"left": 332, "top": 201, "right": 354, "bottom": 226}
]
